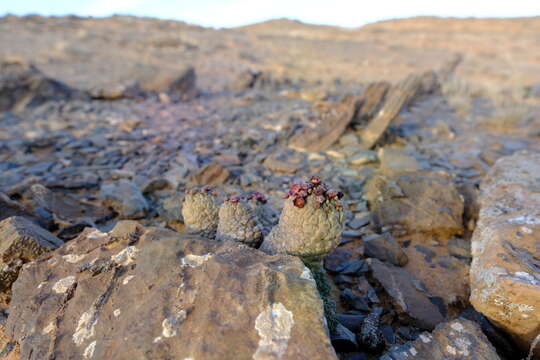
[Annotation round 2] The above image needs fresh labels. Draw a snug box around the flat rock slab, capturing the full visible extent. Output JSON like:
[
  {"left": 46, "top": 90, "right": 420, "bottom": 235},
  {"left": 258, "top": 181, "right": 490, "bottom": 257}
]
[
  {"left": 6, "top": 221, "right": 337, "bottom": 360},
  {"left": 381, "top": 318, "right": 500, "bottom": 360},
  {"left": 368, "top": 258, "right": 444, "bottom": 330},
  {"left": 288, "top": 97, "right": 356, "bottom": 152},
  {"left": 470, "top": 151, "right": 540, "bottom": 356}
]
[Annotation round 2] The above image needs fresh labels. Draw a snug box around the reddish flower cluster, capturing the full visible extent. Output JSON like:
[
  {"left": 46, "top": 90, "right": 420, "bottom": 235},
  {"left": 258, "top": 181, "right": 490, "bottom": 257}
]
[
  {"left": 247, "top": 191, "right": 268, "bottom": 204},
  {"left": 283, "top": 176, "right": 343, "bottom": 209},
  {"left": 225, "top": 196, "right": 241, "bottom": 203}
]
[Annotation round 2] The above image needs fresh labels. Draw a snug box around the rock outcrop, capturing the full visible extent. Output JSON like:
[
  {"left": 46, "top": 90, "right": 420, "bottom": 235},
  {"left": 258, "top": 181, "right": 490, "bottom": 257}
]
[
  {"left": 470, "top": 151, "right": 540, "bottom": 357},
  {"left": 6, "top": 221, "right": 337, "bottom": 360}
]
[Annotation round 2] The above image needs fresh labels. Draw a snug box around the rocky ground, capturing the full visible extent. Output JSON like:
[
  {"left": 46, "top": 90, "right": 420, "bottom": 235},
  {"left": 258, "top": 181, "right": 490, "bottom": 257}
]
[{"left": 1, "top": 14, "right": 540, "bottom": 360}]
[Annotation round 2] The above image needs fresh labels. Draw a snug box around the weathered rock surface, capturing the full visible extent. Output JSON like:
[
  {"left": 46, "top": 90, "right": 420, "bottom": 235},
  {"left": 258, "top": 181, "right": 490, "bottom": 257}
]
[
  {"left": 470, "top": 151, "right": 540, "bottom": 356},
  {"left": 381, "top": 318, "right": 500, "bottom": 360},
  {"left": 365, "top": 171, "right": 464, "bottom": 237},
  {"left": 0, "top": 216, "right": 63, "bottom": 293},
  {"left": 368, "top": 258, "right": 444, "bottom": 330},
  {"left": 6, "top": 221, "right": 337, "bottom": 360}
]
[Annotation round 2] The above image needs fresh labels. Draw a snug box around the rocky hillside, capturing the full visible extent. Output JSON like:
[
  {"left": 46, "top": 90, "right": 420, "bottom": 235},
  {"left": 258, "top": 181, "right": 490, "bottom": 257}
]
[{"left": 0, "top": 14, "right": 539, "bottom": 360}]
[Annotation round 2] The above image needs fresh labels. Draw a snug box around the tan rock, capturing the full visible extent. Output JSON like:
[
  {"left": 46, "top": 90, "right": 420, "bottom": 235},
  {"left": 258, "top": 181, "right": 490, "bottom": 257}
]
[
  {"left": 365, "top": 171, "right": 464, "bottom": 237},
  {"left": 470, "top": 151, "right": 540, "bottom": 357},
  {"left": 6, "top": 222, "right": 337, "bottom": 360}
]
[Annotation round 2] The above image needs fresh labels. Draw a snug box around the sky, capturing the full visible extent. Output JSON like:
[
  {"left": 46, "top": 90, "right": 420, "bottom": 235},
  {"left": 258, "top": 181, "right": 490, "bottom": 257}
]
[{"left": 1, "top": 0, "right": 540, "bottom": 28}]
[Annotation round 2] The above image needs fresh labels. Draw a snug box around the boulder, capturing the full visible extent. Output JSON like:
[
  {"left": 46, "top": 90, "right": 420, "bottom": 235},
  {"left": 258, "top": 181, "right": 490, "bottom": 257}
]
[
  {"left": 470, "top": 151, "right": 540, "bottom": 357},
  {"left": 0, "top": 216, "right": 63, "bottom": 293},
  {"left": 6, "top": 221, "right": 337, "bottom": 360},
  {"left": 365, "top": 171, "right": 464, "bottom": 237},
  {"left": 381, "top": 318, "right": 500, "bottom": 360}
]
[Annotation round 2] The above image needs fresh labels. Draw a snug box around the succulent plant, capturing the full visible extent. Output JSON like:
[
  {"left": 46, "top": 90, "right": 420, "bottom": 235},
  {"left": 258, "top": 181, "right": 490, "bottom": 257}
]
[
  {"left": 216, "top": 197, "right": 264, "bottom": 247},
  {"left": 358, "top": 307, "right": 384, "bottom": 352},
  {"left": 246, "top": 191, "right": 278, "bottom": 237},
  {"left": 260, "top": 176, "right": 345, "bottom": 265},
  {"left": 181, "top": 186, "right": 219, "bottom": 238}
]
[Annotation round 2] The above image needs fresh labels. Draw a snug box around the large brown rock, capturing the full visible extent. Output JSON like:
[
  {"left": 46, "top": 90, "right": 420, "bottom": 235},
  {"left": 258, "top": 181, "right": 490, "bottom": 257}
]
[
  {"left": 470, "top": 151, "right": 540, "bottom": 357},
  {"left": 381, "top": 318, "right": 500, "bottom": 360},
  {"left": 365, "top": 171, "right": 464, "bottom": 237},
  {"left": 0, "top": 216, "right": 63, "bottom": 293},
  {"left": 6, "top": 221, "right": 337, "bottom": 360}
]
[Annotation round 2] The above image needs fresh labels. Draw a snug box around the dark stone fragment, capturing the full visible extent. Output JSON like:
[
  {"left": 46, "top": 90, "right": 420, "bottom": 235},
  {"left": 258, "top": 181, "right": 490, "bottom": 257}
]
[
  {"left": 340, "top": 260, "right": 368, "bottom": 275},
  {"left": 331, "top": 323, "right": 358, "bottom": 352},
  {"left": 413, "top": 245, "right": 436, "bottom": 263},
  {"left": 324, "top": 248, "right": 352, "bottom": 273},
  {"left": 396, "top": 326, "right": 420, "bottom": 341},
  {"left": 429, "top": 296, "right": 447, "bottom": 318},
  {"left": 333, "top": 274, "right": 355, "bottom": 285},
  {"left": 340, "top": 352, "right": 368, "bottom": 360},
  {"left": 341, "top": 289, "right": 370, "bottom": 312},
  {"left": 336, "top": 313, "right": 366, "bottom": 333},
  {"left": 381, "top": 324, "right": 396, "bottom": 345}
]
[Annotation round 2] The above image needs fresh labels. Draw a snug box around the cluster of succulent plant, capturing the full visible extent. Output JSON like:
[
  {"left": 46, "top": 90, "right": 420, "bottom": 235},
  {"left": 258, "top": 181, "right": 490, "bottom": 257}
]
[
  {"left": 182, "top": 177, "right": 345, "bottom": 262},
  {"left": 182, "top": 177, "right": 345, "bottom": 332},
  {"left": 182, "top": 188, "right": 270, "bottom": 248}
]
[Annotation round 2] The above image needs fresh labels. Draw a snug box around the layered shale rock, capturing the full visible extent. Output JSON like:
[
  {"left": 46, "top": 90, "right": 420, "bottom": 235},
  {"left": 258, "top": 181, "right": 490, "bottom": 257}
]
[
  {"left": 470, "top": 151, "right": 540, "bottom": 358},
  {"left": 6, "top": 221, "right": 337, "bottom": 360}
]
